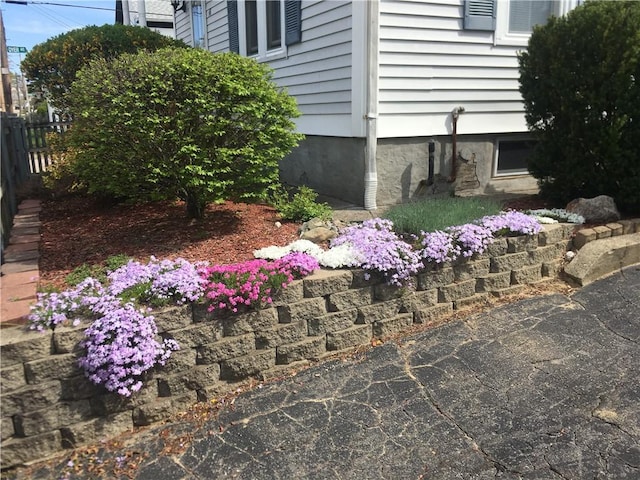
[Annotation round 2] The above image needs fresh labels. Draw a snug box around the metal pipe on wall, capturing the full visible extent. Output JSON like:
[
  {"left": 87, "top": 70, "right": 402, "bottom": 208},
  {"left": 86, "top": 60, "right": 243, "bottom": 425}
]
[
  {"left": 427, "top": 141, "right": 435, "bottom": 186},
  {"left": 448, "top": 106, "right": 465, "bottom": 183}
]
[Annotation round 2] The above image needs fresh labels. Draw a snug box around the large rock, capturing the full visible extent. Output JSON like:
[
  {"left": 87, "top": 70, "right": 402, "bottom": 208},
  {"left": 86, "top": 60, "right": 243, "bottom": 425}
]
[
  {"left": 299, "top": 217, "right": 339, "bottom": 243},
  {"left": 566, "top": 195, "right": 620, "bottom": 224}
]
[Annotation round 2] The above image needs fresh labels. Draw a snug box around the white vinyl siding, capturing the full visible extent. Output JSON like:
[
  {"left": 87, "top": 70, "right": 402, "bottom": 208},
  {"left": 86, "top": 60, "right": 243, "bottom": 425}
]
[
  {"left": 378, "top": 0, "right": 528, "bottom": 138},
  {"left": 206, "top": 1, "right": 230, "bottom": 52},
  {"left": 268, "top": 1, "right": 354, "bottom": 136},
  {"left": 174, "top": 8, "right": 192, "bottom": 44}
]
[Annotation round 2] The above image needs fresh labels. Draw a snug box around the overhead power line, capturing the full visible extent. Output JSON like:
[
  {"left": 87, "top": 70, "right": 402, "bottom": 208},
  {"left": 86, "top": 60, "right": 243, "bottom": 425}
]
[
  {"left": 4, "top": 1, "right": 174, "bottom": 17},
  {"left": 5, "top": 1, "right": 115, "bottom": 11}
]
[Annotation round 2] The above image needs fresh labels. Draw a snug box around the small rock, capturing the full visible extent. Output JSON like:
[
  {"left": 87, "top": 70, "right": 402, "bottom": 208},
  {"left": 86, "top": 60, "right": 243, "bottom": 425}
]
[
  {"left": 275, "top": 221, "right": 282, "bottom": 228},
  {"left": 566, "top": 195, "right": 620, "bottom": 224},
  {"left": 565, "top": 251, "right": 576, "bottom": 261}
]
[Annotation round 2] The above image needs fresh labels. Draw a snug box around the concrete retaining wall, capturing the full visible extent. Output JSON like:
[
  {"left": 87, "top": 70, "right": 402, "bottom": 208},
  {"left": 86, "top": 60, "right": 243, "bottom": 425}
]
[{"left": 0, "top": 224, "right": 575, "bottom": 469}]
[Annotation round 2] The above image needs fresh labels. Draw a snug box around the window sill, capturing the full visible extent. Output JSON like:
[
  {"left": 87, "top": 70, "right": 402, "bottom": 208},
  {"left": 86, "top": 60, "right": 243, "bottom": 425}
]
[
  {"left": 493, "top": 170, "right": 530, "bottom": 178},
  {"left": 249, "top": 47, "right": 288, "bottom": 63},
  {"left": 494, "top": 32, "right": 532, "bottom": 47}
]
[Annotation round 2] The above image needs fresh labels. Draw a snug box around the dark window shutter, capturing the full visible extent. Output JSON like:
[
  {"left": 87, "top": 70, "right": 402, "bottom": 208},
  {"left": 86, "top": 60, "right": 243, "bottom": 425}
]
[
  {"left": 227, "top": 0, "right": 239, "bottom": 53},
  {"left": 284, "top": 0, "right": 302, "bottom": 46},
  {"left": 464, "top": 0, "right": 496, "bottom": 31}
]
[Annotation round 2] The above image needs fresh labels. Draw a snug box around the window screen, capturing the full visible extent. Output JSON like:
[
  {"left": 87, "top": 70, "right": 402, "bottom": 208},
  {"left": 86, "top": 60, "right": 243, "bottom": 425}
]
[
  {"left": 509, "top": 0, "right": 554, "bottom": 33},
  {"left": 266, "top": 1, "right": 281, "bottom": 50},
  {"left": 245, "top": 0, "right": 259, "bottom": 55}
]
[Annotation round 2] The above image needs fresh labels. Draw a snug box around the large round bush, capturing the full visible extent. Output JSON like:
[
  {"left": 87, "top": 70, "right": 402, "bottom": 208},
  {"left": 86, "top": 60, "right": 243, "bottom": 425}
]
[
  {"left": 21, "top": 24, "right": 185, "bottom": 113},
  {"left": 65, "top": 48, "right": 303, "bottom": 218},
  {"left": 518, "top": 1, "right": 640, "bottom": 212}
]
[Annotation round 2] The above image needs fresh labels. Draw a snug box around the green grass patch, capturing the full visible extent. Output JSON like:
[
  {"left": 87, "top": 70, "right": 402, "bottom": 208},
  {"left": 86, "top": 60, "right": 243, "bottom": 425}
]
[
  {"left": 383, "top": 196, "right": 504, "bottom": 235},
  {"left": 65, "top": 254, "right": 131, "bottom": 286}
]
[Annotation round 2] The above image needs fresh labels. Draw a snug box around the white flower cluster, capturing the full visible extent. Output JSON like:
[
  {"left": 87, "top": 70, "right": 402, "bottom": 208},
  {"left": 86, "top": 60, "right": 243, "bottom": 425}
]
[
  {"left": 254, "top": 239, "right": 324, "bottom": 260},
  {"left": 316, "top": 243, "right": 364, "bottom": 268},
  {"left": 535, "top": 216, "right": 558, "bottom": 224},
  {"left": 527, "top": 208, "right": 585, "bottom": 224},
  {"left": 254, "top": 239, "right": 364, "bottom": 269}
]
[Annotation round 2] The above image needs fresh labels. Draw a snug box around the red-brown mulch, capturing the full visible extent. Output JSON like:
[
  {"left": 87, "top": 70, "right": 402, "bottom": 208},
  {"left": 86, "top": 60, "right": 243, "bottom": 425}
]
[
  {"left": 502, "top": 194, "right": 553, "bottom": 212},
  {"left": 37, "top": 193, "right": 557, "bottom": 289},
  {"left": 39, "top": 196, "right": 300, "bottom": 288}
]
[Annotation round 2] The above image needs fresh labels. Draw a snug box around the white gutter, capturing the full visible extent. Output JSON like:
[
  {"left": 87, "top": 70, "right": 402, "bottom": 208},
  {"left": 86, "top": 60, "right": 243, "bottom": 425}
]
[{"left": 363, "top": 0, "right": 379, "bottom": 211}]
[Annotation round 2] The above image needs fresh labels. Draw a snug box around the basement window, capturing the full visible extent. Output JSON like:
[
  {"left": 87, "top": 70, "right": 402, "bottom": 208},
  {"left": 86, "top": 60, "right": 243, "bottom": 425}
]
[{"left": 494, "top": 138, "right": 535, "bottom": 176}]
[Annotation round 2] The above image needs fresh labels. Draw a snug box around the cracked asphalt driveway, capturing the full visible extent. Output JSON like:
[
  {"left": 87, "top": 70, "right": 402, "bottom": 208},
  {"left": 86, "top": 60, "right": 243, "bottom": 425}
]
[{"left": 22, "top": 266, "right": 640, "bottom": 479}]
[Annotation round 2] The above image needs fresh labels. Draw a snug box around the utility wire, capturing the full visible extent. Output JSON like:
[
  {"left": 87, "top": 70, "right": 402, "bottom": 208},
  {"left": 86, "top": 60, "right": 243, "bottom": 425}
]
[
  {"left": 32, "top": 4, "right": 77, "bottom": 29},
  {"left": 6, "top": 1, "right": 174, "bottom": 17},
  {"left": 32, "top": 1, "right": 114, "bottom": 12}
]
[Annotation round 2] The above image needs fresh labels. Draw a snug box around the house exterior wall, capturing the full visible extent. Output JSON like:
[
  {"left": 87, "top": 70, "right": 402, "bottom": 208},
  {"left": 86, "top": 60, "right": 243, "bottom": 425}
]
[
  {"left": 125, "top": 0, "right": 175, "bottom": 38},
  {"left": 378, "top": 0, "right": 530, "bottom": 139},
  {"left": 175, "top": 1, "right": 367, "bottom": 204},
  {"left": 177, "top": 0, "right": 362, "bottom": 138},
  {"left": 271, "top": 0, "right": 356, "bottom": 137},
  {"left": 205, "top": 1, "right": 231, "bottom": 52},
  {"left": 174, "top": 0, "right": 577, "bottom": 208}
]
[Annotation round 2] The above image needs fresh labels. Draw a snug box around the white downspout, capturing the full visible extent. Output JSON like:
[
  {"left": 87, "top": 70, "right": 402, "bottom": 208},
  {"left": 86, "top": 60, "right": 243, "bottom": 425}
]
[
  {"left": 364, "top": 0, "right": 379, "bottom": 211},
  {"left": 122, "top": 0, "right": 131, "bottom": 25},
  {"left": 137, "top": 0, "right": 147, "bottom": 27}
]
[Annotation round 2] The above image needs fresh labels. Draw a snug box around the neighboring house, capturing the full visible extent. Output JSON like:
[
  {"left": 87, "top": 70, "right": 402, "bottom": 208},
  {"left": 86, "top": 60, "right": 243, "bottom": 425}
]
[
  {"left": 116, "top": 0, "right": 176, "bottom": 38},
  {"left": 174, "top": 0, "right": 581, "bottom": 209}
]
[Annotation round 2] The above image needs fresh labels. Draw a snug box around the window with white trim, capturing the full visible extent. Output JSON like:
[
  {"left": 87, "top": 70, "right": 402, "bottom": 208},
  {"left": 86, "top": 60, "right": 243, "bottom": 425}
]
[
  {"left": 464, "top": 0, "right": 581, "bottom": 46},
  {"left": 227, "top": 0, "right": 301, "bottom": 59},
  {"left": 494, "top": 138, "right": 536, "bottom": 177},
  {"left": 239, "top": 0, "right": 284, "bottom": 58},
  {"left": 496, "top": 0, "right": 560, "bottom": 45},
  {"left": 191, "top": 1, "right": 205, "bottom": 48}
]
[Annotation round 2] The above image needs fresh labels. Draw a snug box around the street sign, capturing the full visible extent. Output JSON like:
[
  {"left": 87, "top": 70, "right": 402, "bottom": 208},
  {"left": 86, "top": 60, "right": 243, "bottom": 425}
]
[{"left": 7, "top": 46, "right": 27, "bottom": 54}]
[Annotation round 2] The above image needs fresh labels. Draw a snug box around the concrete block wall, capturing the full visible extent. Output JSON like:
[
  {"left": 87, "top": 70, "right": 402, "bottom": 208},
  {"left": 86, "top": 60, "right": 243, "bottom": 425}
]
[
  {"left": 0, "top": 224, "right": 576, "bottom": 469},
  {"left": 572, "top": 219, "right": 640, "bottom": 249}
]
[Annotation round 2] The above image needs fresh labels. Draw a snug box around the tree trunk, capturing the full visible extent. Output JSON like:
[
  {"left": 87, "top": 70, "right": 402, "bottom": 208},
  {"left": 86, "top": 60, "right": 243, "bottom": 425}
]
[{"left": 185, "top": 191, "right": 206, "bottom": 219}]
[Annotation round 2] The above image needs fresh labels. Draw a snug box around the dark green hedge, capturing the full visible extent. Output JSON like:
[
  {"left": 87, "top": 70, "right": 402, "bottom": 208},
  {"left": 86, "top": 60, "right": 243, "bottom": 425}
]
[{"left": 518, "top": 1, "right": 640, "bottom": 213}]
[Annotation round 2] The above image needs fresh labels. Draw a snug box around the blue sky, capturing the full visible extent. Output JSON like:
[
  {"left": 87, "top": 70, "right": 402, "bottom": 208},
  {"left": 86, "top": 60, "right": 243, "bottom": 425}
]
[{"left": 2, "top": 0, "right": 115, "bottom": 73}]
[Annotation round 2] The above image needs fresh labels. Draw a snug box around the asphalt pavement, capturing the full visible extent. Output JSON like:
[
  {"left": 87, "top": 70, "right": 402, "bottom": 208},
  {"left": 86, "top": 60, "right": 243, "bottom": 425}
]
[{"left": 12, "top": 265, "right": 640, "bottom": 480}]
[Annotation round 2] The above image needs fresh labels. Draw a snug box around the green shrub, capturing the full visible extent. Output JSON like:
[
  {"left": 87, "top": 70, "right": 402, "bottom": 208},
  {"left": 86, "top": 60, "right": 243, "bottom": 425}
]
[
  {"left": 65, "top": 49, "right": 303, "bottom": 218},
  {"left": 42, "top": 132, "right": 85, "bottom": 196},
  {"left": 518, "top": 1, "right": 640, "bottom": 213},
  {"left": 272, "top": 185, "right": 332, "bottom": 222},
  {"left": 383, "top": 196, "right": 503, "bottom": 235},
  {"left": 21, "top": 24, "right": 186, "bottom": 113}
]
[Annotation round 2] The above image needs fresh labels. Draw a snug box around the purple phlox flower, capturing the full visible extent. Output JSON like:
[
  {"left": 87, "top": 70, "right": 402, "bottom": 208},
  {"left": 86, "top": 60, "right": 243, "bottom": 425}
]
[
  {"left": 78, "top": 303, "right": 178, "bottom": 397},
  {"left": 420, "top": 230, "right": 459, "bottom": 264},
  {"left": 331, "top": 218, "right": 421, "bottom": 286},
  {"left": 447, "top": 223, "right": 494, "bottom": 258},
  {"left": 479, "top": 210, "right": 541, "bottom": 236}
]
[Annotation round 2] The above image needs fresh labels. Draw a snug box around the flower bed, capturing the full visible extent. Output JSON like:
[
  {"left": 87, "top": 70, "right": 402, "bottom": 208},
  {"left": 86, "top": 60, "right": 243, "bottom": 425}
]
[{"left": 1, "top": 214, "right": 579, "bottom": 469}]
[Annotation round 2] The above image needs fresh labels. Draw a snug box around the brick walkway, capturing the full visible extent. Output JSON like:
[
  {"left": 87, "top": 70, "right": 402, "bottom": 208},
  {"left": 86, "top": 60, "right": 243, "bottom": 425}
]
[{"left": 1, "top": 199, "right": 41, "bottom": 327}]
